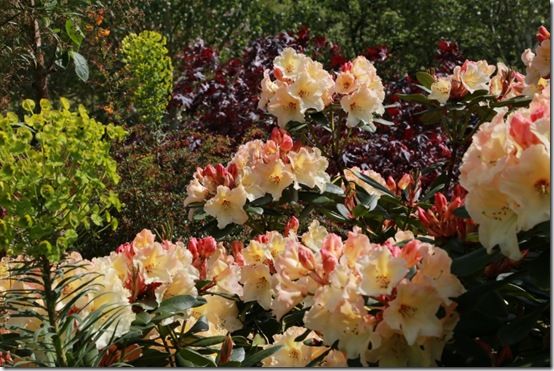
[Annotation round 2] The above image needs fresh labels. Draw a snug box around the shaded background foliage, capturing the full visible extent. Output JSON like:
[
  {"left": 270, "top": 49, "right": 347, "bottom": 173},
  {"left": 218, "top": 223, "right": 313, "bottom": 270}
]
[
  {"left": 0, "top": 0, "right": 550, "bottom": 252},
  {"left": 0, "top": 0, "right": 549, "bottom": 111}
]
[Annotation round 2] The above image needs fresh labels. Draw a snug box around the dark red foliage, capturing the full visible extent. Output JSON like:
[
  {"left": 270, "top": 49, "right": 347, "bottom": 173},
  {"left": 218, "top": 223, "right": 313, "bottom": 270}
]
[
  {"left": 341, "top": 74, "right": 452, "bottom": 186},
  {"left": 169, "top": 28, "right": 345, "bottom": 138},
  {"left": 435, "top": 39, "right": 465, "bottom": 76},
  {"left": 169, "top": 29, "right": 465, "bottom": 188}
]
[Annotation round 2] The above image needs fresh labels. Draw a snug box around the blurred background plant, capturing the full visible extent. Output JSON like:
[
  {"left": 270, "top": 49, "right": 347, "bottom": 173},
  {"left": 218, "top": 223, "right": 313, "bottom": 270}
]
[
  {"left": 0, "top": 0, "right": 548, "bottom": 112},
  {"left": 120, "top": 30, "right": 173, "bottom": 127}
]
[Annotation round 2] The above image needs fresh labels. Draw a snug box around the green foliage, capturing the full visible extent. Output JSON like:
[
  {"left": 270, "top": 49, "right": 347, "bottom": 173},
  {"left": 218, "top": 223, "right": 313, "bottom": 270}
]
[
  {"left": 120, "top": 30, "right": 173, "bottom": 126},
  {"left": 137, "top": 0, "right": 548, "bottom": 75},
  {"left": 0, "top": 257, "right": 132, "bottom": 367},
  {"left": 0, "top": 98, "right": 126, "bottom": 261}
]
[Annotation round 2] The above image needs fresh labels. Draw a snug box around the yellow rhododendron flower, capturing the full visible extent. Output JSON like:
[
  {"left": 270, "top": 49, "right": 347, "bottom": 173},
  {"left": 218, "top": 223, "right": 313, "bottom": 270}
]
[
  {"left": 240, "top": 263, "right": 272, "bottom": 309},
  {"left": 273, "top": 47, "right": 305, "bottom": 79},
  {"left": 253, "top": 159, "right": 294, "bottom": 201},
  {"left": 204, "top": 185, "right": 248, "bottom": 229},
  {"left": 87, "top": 256, "right": 135, "bottom": 349},
  {"left": 289, "top": 72, "right": 325, "bottom": 112},
  {"left": 258, "top": 70, "right": 278, "bottom": 110},
  {"left": 428, "top": 77, "right": 451, "bottom": 105},
  {"left": 243, "top": 239, "right": 272, "bottom": 265},
  {"left": 412, "top": 246, "right": 466, "bottom": 304},
  {"left": 262, "top": 326, "right": 347, "bottom": 367},
  {"left": 459, "top": 109, "right": 513, "bottom": 190},
  {"left": 340, "top": 227, "right": 372, "bottom": 268},
  {"left": 267, "top": 83, "right": 306, "bottom": 128},
  {"left": 340, "top": 85, "right": 384, "bottom": 129},
  {"left": 335, "top": 71, "right": 357, "bottom": 94},
  {"left": 383, "top": 281, "right": 443, "bottom": 346},
  {"left": 366, "top": 322, "right": 437, "bottom": 367},
  {"left": 522, "top": 39, "right": 550, "bottom": 85},
  {"left": 455, "top": 60, "right": 496, "bottom": 93},
  {"left": 288, "top": 147, "right": 330, "bottom": 192},
  {"left": 190, "top": 295, "right": 243, "bottom": 335},
  {"left": 135, "top": 241, "right": 179, "bottom": 286},
  {"left": 500, "top": 144, "right": 550, "bottom": 231},
  {"left": 133, "top": 228, "right": 156, "bottom": 249},
  {"left": 465, "top": 185, "right": 521, "bottom": 260},
  {"left": 343, "top": 166, "right": 387, "bottom": 199},
  {"left": 358, "top": 247, "right": 408, "bottom": 296},
  {"left": 183, "top": 178, "right": 209, "bottom": 207},
  {"left": 301, "top": 220, "right": 328, "bottom": 250},
  {"left": 304, "top": 266, "right": 374, "bottom": 360}
]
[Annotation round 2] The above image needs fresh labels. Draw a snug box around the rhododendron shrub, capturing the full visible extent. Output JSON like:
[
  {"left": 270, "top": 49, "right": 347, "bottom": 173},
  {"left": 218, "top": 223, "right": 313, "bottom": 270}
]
[
  {"left": 0, "top": 25, "right": 551, "bottom": 368},
  {"left": 183, "top": 127, "right": 337, "bottom": 233}
]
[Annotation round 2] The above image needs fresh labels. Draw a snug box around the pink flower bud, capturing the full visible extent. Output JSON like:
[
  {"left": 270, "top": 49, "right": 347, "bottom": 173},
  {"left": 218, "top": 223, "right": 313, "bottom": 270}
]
[
  {"left": 227, "top": 163, "right": 239, "bottom": 180},
  {"left": 298, "top": 246, "right": 316, "bottom": 271},
  {"left": 231, "top": 240, "right": 245, "bottom": 266},
  {"left": 216, "top": 163, "right": 227, "bottom": 181},
  {"left": 115, "top": 242, "right": 135, "bottom": 259},
  {"left": 340, "top": 61, "right": 353, "bottom": 72},
  {"left": 218, "top": 335, "right": 234, "bottom": 365},
  {"left": 416, "top": 207, "right": 430, "bottom": 226},
  {"left": 284, "top": 216, "right": 299, "bottom": 236},
  {"left": 203, "top": 164, "right": 216, "bottom": 179},
  {"left": 255, "top": 234, "right": 269, "bottom": 244},
  {"left": 401, "top": 240, "right": 422, "bottom": 267},
  {"left": 321, "top": 249, "right": 337, "bottom": 274},
  {"left": 322, "top": 233, "right": 343, "bottom": 258},
  {"left": 270, "top": 126, "right": 283, "bottom": 142},
  {"left": 280, "top": 132, "right": 294, "bottom": 152}
]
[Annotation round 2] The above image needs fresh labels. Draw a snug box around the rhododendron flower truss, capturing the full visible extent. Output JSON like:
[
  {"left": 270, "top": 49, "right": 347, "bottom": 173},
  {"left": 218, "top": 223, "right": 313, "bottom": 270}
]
[
  {"left": 460, "top": 83, "right": 550, "bottom": 260},
  {"left": 184, "top": 222, "right": 465, "bottom": 366},
  {"left": 184, "top": 127, "right": 337, "bottom": 230},
  {"left": 258, "top": 48, "right": 389, "bottom": 133}
]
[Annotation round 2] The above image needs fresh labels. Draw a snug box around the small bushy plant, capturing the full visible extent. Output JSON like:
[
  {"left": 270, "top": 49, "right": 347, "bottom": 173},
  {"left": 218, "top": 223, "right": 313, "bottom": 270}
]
[
  {"left": 0, "top": 98, "right": 126, "bottom": 261},
  {"left": 121, "top": 30, "right": 174, "bottom": 126}
]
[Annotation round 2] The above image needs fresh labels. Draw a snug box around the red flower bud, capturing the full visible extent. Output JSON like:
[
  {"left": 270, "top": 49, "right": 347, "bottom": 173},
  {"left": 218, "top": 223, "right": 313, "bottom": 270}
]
[
  {"left": 386, "top": 176, "right": 397, "bottom": 193},
  {"left": 537, "top": 26, "right": 550, "bottom": 42},
  {"left": 284, "top": 216, "right": 300, "bottom": 236},
  {"left": 434, "top": 192, "right": 448, "bottom": 212},
  {"left": 274, "top": 66, "right": 284, "bottom": 81},
  {"left": 187, "top": 237, "right": 199, "bottom": 259},
  {"left": 199, "top": 236, "right": 217, "bottom": 257}
]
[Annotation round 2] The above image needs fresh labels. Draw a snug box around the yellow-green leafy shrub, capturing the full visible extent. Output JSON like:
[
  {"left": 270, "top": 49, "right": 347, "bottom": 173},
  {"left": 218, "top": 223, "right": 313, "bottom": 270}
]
[
  {"left": 121, "top": 30, "right": 173, "bottom": 126},
  {"left": 0, "top": 98, "right": 126, "bottom": 261}
]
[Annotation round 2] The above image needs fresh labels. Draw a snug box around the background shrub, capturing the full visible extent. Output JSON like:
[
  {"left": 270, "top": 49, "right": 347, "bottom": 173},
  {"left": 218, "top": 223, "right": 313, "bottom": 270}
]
[{"left": 120, "top": 30, "right": 174, "bottom": 126}]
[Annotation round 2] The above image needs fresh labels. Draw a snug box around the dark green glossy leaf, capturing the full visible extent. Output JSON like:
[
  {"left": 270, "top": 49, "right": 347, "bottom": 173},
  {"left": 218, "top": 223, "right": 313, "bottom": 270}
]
[
  {"left": 498, "top": 303, "right": 549, "bottom": 345},
  {"left": 324, "top": 182, "right": 344, "bottom": 195},
  {"left": 452, "top": 248, "right": 496, "bottom": 277},
  {"left": 241, "top": 345, "right": 282, "bottom": 367},
  {"left": 177, "top": 347, "right": 217, "bottom": 367}
]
